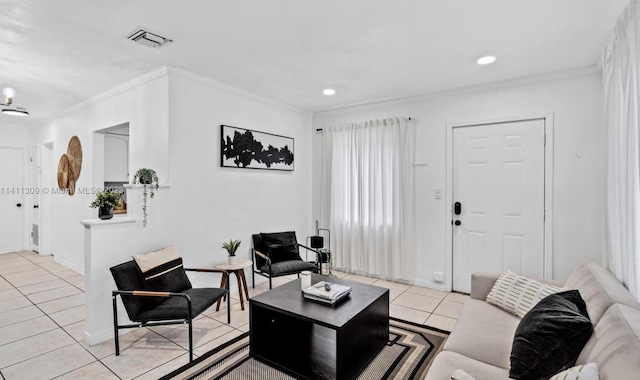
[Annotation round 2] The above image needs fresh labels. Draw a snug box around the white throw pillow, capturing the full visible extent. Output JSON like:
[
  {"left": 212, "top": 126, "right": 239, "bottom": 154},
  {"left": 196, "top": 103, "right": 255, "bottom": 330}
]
[
  {"left": 549, "top": 362, "right": 599, "bottom": 380},
  {"left": 486, "top": 270, "right": 564, "bottom": 318},
  {"left": 450, "top": 369, "right": 475, "bottom": 380}
]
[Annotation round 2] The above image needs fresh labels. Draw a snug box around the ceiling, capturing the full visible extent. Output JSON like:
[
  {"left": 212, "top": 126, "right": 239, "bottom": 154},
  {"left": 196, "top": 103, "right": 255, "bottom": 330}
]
[{"left": 0, "top": 0, "right": 629, "bottom": 126}]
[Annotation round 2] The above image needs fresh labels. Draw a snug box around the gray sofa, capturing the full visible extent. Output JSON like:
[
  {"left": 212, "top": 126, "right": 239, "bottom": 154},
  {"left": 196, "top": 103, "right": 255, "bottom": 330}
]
[{"left": 425, "top": 262, "right": 640, "bottom": 380}]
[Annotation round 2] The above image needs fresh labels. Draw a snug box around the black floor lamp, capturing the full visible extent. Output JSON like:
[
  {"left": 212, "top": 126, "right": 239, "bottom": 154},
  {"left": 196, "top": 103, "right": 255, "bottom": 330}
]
[{"left": 307, "top": 220, "right": 332, "bottom": 275}]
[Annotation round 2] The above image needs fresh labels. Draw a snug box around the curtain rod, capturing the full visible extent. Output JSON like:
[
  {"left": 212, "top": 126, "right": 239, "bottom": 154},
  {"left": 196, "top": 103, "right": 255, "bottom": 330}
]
[{"left": 315, "top": 117, "right": 412, "bottom": 132}]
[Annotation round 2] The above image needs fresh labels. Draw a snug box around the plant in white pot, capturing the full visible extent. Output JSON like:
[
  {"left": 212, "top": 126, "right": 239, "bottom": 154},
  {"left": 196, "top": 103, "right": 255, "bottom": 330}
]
[
  {"left": 133, "top": 168, "right": 159, "bottom": 227},
  {"left": 90, "top": 190, "right": 121, "bottom": 220},
  {"left": 222, "top": 239, "right": 241, "bottom": 264}
]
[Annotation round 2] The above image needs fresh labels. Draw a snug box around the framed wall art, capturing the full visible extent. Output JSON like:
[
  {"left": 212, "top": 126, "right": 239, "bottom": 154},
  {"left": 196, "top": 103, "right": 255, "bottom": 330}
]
[{"left": 220, "top": 125, "right": 294, "bottom": 171}]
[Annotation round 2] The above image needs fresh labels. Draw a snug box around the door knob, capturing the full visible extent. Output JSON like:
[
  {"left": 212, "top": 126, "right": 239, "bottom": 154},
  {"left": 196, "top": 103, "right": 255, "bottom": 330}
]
[
  {"left": 16, "top": 203, "right": 22, "bottom": 207},
  {"left": 454, "top": 220, "right": 461, "bottom": 226},
  {"left": 33, "top": 205, "right": 39, "bottom": 209}
]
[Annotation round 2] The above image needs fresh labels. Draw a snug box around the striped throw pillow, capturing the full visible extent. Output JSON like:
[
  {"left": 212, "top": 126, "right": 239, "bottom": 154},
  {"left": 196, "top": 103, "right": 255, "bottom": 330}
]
[
  {"left": 549, "top": 363, "right": 599, "bottom": 380},
  {"left": 486, "top": 271, "right": 564, "bottom": 318}
]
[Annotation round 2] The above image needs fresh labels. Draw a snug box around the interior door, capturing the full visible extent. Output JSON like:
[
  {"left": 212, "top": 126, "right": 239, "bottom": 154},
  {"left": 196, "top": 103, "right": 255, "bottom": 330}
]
[
  {"left": 452, "top": 119, "right": 545, "bottom": 293},
  {"left": 0, "top": 146, "right": 26, "bottom": 253}
]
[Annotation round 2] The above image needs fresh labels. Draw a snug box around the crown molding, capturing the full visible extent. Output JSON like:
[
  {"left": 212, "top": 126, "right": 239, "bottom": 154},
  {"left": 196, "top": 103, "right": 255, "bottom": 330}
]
[
  {"left": 166, "top": 65, "right": 310, "bottom": 116},
  {"left": 313, "top": 65, "right": 601, "bottom": 116},
  {"left": 34, "top": 66, "right": 170, "bottom": 128}
]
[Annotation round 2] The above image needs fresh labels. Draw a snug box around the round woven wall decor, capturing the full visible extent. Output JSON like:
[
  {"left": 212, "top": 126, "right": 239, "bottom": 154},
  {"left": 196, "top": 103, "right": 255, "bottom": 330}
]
[
  {"left": 57, "top": 153, "right": 70, "bottom": 190},
  {"left": 56, "top": 135, "right": 83, "bottom": 196},
  {"left": 67, "top": 136, "right": 82, "bottom": 181}
]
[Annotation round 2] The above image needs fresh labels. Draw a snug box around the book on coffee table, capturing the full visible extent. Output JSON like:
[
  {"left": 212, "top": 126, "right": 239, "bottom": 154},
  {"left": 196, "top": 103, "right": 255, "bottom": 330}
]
[{"left": 303, "top": 281, "right": 352, "bottom": 304}]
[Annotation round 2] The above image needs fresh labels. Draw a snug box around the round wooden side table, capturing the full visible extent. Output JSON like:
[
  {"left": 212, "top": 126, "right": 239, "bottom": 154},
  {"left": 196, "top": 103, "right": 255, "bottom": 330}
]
[{"left": 213, "top": 259, "right": 252, "bottom": 311}]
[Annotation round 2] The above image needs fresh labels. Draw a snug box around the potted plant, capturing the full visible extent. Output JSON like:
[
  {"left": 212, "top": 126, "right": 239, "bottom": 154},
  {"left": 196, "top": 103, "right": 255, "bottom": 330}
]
[
  {"left": 222, "top": 239, "right": 241, "bottom": 264},
  {"left": 133, "top": 168, "right": 159, "bottom": 227},
  {"left": 90, "top": 190, "right": 121, "bottom": 220}
]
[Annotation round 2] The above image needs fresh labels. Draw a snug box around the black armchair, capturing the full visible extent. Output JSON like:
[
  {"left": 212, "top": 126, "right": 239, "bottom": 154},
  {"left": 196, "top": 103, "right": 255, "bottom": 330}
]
[
  {"left": 252, "top": 231, "right": 321, "bottom": 289},
  {"left": 110, "top": 260, "right": 230, "bottom": 362}
]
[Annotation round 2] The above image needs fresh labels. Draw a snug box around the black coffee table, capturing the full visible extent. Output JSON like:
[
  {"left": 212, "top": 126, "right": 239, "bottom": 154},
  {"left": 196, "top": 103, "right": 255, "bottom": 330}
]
[{"left": 249, "top": 274, "right": 389, "bottom": 380}]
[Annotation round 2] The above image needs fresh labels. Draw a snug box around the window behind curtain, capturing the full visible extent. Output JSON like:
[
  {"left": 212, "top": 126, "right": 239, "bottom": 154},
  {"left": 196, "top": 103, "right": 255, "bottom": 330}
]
[{"left": 320, "top": 117, "right": 414, "bottom": 280}]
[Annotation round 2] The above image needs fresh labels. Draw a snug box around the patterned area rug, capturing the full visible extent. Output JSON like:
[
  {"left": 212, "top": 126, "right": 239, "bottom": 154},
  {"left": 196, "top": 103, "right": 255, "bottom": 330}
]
[{"left": 160, "top": 318, "right": 449, "bottom": 380}]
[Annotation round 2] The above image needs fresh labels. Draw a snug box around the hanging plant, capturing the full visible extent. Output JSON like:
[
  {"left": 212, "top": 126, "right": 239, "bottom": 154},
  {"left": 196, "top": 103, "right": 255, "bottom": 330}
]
[{"left": 133, "top": 168, "right": 159, "bottom": 227}]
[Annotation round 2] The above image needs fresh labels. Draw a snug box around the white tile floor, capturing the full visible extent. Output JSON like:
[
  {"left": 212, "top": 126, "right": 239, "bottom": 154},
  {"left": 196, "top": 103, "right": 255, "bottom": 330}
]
[{"left": 0, "top": 251, "right": 468, "bottom": 379}]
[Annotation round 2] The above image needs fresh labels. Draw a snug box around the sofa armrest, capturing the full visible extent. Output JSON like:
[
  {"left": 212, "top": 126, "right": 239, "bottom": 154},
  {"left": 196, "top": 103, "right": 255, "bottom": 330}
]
[{"left": 470, "top": 272, "right": 501, "bottom": 300}]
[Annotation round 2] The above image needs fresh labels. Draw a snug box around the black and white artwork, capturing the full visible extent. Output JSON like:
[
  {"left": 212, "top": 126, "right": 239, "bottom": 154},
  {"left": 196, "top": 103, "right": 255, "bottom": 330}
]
[{"left": 221, "top": 125, "right": 294, "bottom": 171}]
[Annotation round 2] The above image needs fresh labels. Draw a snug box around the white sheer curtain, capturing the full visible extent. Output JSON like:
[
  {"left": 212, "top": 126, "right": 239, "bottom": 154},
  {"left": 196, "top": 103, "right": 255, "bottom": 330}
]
[
  {"left": 319, "top": 117, "right": 415, "bottom": 280},
  {"left": 604, "top": 0, "right": 640, "bottom": 298}
]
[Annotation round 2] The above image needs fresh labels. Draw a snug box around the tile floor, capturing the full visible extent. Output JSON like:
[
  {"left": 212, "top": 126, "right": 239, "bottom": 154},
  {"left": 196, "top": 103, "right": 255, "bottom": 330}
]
[{"left": 0, "top": 251, "right": 468, "bottom": 379}]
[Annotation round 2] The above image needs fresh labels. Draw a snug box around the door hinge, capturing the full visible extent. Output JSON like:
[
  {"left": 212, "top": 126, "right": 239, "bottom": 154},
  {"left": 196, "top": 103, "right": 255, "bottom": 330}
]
[
  {"left": 29, "top": 156, "right": 33, "bottom": 163},
  {"left": 544, "top": 134, "right": 547, "bottom": 146}
]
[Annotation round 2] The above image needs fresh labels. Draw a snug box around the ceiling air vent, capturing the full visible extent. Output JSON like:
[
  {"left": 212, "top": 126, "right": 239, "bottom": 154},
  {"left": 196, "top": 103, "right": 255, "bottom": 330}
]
[{"left": 125, "top": 27, "right": 172, "bottom": 48}]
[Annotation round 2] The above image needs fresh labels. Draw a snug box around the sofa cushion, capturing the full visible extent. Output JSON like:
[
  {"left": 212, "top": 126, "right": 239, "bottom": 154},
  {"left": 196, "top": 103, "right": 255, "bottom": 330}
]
[
  {"left": 443, "top": 299, "right": 520, "bottom": 369},
  {"left": 564, "top": 262, "right": 640, "bottom": 324},
  {"left": 486, "top": 270, "right": 564, "bottom": 318},
  {"left": 450, "top": 369, "right": 476, "bottom": 380},
  {"left": 576, "top": 304, "right": 640, "bottom": 379},
  {"left": 509, "top": 290, "right": 593, "bottom": 380},
  {"left": 424, "top": 351, "right": 510, "bottom": 380},
  {"left": 548, "top": 363, "right": 598, "bottom": 380}
]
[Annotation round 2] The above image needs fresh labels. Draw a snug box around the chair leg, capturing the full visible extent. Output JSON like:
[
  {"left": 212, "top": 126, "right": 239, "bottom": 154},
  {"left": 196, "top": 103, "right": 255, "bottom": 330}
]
[
  {"left": 227, "top": 289, "right": 231, "bottom": 324},
  {"left": 112, "top": 294, "right": 120, "bottom": 356},
  {"left": 269, "top": 276, "right": 272, "bottom": 289},
  {"left": 252, "top": 269, "right": 255, "bottom": 289},
  {"left": 188, "top": 307, "right": 193, "bottom": 362}
]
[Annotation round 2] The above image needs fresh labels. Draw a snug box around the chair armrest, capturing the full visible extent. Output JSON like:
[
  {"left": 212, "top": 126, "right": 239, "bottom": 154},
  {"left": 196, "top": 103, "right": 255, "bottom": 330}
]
[
  {"left": 298, "top": 243, "right": 322, "bottom": 261},
  {"left": 470, "top": 272, "right": 501, "bottom": 300},
  {"left": 184, "top": 268, "right": 227, "bottom": 274},
  {"left": 112, "top": 290, "right": 191, "bottom": 301},
  {"left": 253, "top": 249, "right": 271, "bottom": 264}
]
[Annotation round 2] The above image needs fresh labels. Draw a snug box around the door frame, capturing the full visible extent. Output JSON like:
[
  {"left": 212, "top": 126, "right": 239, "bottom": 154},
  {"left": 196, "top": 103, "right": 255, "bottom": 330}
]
[
  {"left": 444, "top": 113, "right": 555, "bottom": 291},
  {"left": 28, "top": 145, "right": 41, "bottom": 252}
]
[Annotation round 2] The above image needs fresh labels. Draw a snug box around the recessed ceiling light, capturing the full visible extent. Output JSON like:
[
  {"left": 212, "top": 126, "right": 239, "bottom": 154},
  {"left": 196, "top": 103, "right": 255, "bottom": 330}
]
[
  {"left": 323, "top": 88, "right": 336, "bottom": 96},
  {"left": 477, "top": 56, "right": 496, "bottom": 65}
]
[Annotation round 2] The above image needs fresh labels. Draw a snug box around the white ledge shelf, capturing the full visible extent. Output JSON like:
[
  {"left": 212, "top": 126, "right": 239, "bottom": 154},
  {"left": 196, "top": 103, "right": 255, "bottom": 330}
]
[
  {"left": 123, "top": 184, "right": 171, "bottom": 189},
  {"left": 80, "top": 217, "right": 137, "bottom": 227}
]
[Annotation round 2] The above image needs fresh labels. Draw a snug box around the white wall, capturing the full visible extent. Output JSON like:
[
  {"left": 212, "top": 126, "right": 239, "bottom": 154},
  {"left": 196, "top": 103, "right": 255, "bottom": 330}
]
[
  {"left": 31, "top": 67, "right": 170, "bottom": 273},
  {"left": 165, "top": 68, "right": 314, "bottom": 274},
  {"left": 0, "top": 123, "right": 30, "bottom": 146},
  {"left": 312, "top": 71, "right": 604, "bottom": 285},
  {"left": 43, "top": 66, "right": 315, "bottom": 343}
]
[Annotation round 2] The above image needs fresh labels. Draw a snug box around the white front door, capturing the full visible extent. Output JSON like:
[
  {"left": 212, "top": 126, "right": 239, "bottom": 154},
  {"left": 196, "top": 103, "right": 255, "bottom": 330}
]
[
  {"left": 0, "top": 146, "right": 26, "bottom": 253},
  {"left": 452, "top": 119, "right": 546, "bottom": 293}
]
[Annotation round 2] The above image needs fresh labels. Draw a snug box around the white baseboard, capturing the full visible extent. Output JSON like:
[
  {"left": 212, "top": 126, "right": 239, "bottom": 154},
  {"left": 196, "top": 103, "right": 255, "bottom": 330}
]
[
  {"left": 83, "top": 328, "right": 114, "bottom": 346},
  {"left": 54, "top": 256, "right": 85, "bottom": 275}
]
